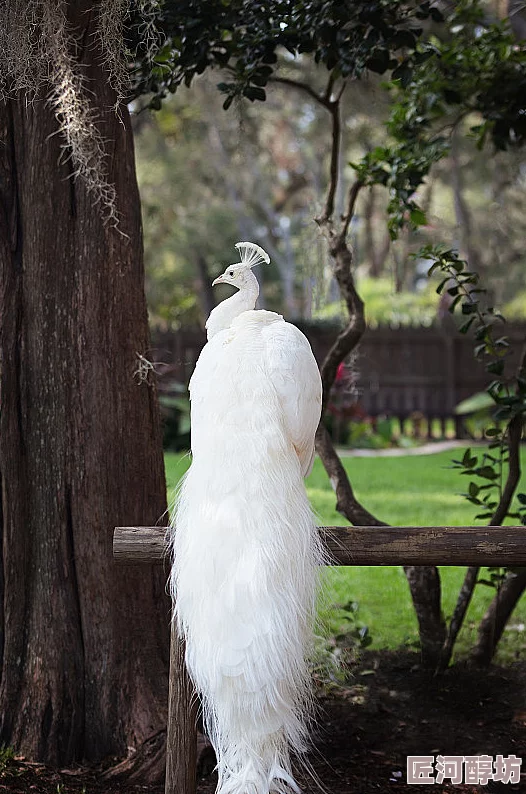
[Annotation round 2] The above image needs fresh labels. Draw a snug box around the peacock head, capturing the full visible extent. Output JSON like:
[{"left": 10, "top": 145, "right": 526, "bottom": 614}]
[{"left": 212, "top": 242, "right": 270, "bottom": 290}]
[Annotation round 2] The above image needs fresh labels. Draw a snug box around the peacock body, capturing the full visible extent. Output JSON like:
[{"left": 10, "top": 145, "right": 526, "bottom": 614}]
[{"left": 170, "top": 243, "right": 323, "bottom": 794}]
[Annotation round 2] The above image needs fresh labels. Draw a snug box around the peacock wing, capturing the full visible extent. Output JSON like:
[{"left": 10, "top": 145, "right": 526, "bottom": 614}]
[{"left": 262, "top": 319, "right": 322, "bottom": 477}]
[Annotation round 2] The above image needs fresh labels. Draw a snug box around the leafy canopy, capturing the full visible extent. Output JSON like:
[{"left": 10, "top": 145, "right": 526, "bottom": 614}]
[
  {"left": 130, "top": 1, "right": 526, "bottom": 238},
  {"left": 130, "top": 0, "right": 440, "bottom": 107}
]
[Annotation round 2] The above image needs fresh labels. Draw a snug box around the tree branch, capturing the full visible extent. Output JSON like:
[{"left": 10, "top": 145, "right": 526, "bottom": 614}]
[
  {"left": 272, "top": 74, "right": 347, "bottom": 227},
  {"left": 269, "top": 76, "right": 329, "bottom": 107},
  {"left": 470, "top": 568, "right": 526, "bottom": 666},
  {"left": 340, "top": 179, "right": 365, "bottom": 242},
  {"left": 318, "top": 240, "right": 365, "bottom": 415},
  {"left": 315, "top": 423, "right": 388, "bottom": 526},
  {"left": 274, "top": 71, "right": 446, "bottom": 667},
  {"left": 317, "top": 99, "right": 340, "bottom": 224},
  {"left": 323, "top": 71, "right": 336, "bottom": 104}
]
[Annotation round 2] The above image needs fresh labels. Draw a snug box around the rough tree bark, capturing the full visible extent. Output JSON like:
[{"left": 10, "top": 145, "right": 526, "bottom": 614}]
[{"left": 0, "top": 2, "right": 170, "bottom": 778}]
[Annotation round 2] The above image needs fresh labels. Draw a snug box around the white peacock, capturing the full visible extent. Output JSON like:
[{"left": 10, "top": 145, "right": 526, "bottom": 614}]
[{"left": 170, "top": 242, "right": 323, "bottom": 794}]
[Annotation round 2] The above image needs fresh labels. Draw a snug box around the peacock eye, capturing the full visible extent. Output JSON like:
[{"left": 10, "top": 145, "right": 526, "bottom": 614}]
[{"left": 229, "top": 270, "right": 234, "bottom": 277}]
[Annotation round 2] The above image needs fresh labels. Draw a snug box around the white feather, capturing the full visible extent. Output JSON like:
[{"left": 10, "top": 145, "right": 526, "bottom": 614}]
[
  {"left": 235, "top": 241, "right": 271, "bottom": 268},
  {"left": 169, "top": 244, "right": 323, "bottom": 794}
]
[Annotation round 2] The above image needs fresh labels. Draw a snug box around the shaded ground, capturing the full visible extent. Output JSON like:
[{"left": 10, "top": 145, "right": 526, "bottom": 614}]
[{"left": 1, "top": 650, "right": 525, "bottom": 793}]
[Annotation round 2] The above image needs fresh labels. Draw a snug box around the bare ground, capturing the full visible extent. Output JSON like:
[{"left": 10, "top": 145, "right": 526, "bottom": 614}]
[{"left": 1, "top": 650, "right": 525, "bottom": 794}]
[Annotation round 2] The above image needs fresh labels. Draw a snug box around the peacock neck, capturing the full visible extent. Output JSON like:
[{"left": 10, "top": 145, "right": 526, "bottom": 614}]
[{"left": 206, "top": 275, "right": 259, "bottom": 339}]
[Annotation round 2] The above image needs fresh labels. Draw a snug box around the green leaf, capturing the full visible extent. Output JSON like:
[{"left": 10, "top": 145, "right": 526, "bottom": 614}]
[
  {"left": 366, "top": 49, "right": 391, "bottom": 74},
  {"left": 428, "top": 262, "right": 442, "bottom": 276},
  {"left": 487, "top": 360, "right": 505, "bottom": 376},
  {"left": 436, "top": 277, "right": 449, "bottom": 295},
  {"left": 410, "top": 208, "right": 427, "bottom": 226},
  {"left": 469, "top": 482, "right": 480, "bottom": 498},
  {"left": 476, "top": 466, "right": 498, "bottom": 480},
  {"left": 244, "top": 85, "right": 266, "bottom": 102},
  {"left": 458, "top": 317, "right": 475, "bottom": 334},
  {"left": 485, "top": 428, "right": 501, "bottom": 437},
  {"left": 462, "top": 447, "right": 473, "bottom": 466},
  {"left": 448, "top": 294, "right": 462, "bottom": 313}
]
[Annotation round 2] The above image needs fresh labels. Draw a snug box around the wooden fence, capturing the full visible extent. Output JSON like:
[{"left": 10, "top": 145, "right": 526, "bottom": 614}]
[
  {"left": 114, "top": 521, "right": 526, "bottom": 794},
  {"left": 151, "top": 322, "right": 526, "bottom": 439}
]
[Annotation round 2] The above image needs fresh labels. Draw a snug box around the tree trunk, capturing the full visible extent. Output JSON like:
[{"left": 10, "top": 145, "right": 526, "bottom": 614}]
[
  {"left": 403, "top": 566, "right": 446, "bottom": 668},
  {"left": 363, "top": 187, "right": 390, "bottom": 278},
  {"left": 509, "top": 0, "right": 526, "bottom": 40},
  {"left": 0, "top": 3, "right": 170, "bottom": 777},
  {"left": 470, "top": 570, "right": 526, "bottom": 667},
  {"left": 196, "top": 254, "right": 216, "bottom": 320},
  {"left": 450, "top": 131, "right": 483, "bottom": 277}
]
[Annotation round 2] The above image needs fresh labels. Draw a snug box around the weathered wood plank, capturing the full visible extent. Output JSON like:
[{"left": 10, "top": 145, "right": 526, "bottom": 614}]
[{"left": 114, "top": 525, "right": 526, "bottom": 567}]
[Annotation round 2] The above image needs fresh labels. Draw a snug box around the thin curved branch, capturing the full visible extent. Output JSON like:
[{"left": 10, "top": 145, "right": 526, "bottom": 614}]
[
  {"left": 271, "top": 73, "right": 346, "bottom": 225},
  {"left": 314, "top": 234, "right": 386, "bottom": 527},
  {"left": 315, "top": 423, "right": 388, "bottom": 526},
  {"left": 269, "top": 76, "right": 329, "bottom": 107},
  {"left": 490, "top": 414, "right": 523, "bottom": 525},
  {"left": 316, "top": 99, "right": 340, "bottom": 224},
  {"left": 340, "top": 179, "right": 365, "bottom": 242},
  {"left": 275, "top": 71, "right": 448, "bottom": 664},
  {"left": 323, "top": 71, "right": 336, "bottom": 104},
  {"left": 470, "top": 568, "right": 526, "bottom": 667},
  {"left": 319, "top": 239, "right": 365, "bottom": 415}
]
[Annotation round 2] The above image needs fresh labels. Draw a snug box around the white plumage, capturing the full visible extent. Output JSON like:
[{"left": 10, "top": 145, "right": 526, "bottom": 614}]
[{"left": 169, "top": 242, "right": 323, "bottom": 794}]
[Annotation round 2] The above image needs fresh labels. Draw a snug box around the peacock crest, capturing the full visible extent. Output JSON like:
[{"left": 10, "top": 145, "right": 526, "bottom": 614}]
[{"left": 235, "top": 241, "right": 270, "bottom": 269}]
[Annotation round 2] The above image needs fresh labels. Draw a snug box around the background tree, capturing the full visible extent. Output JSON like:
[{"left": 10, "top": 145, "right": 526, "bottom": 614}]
[{"left": 0, "top": 0, "right": 170, "bottom": 780}]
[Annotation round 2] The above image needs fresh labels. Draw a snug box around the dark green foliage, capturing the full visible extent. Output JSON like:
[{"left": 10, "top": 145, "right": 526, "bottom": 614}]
[
  {"left": 477, "top": 566, "right": 506, "bottom": 589},
  {"left": 129, "top": 0, "right": 438, "bottom": 107}
]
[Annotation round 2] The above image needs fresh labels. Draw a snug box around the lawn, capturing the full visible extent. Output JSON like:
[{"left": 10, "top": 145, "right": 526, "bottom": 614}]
[{"left": 164, "top": 447, "right": 526, "bottom": 664}]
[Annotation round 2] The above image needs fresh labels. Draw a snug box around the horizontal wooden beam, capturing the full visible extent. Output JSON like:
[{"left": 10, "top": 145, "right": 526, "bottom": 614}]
[{"left": 113, "top": 525, "right": 526, "bottom": 567}]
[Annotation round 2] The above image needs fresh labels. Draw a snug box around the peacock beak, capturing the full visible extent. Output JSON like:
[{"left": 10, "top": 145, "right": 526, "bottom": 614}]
[{"left": 212, "top": 275, "right": 225, "bottom": 286}]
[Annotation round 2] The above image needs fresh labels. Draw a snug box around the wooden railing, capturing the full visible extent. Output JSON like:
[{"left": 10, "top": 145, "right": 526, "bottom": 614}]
[{"left": 114, "top": 522, "right": 526, "bottom": 794}]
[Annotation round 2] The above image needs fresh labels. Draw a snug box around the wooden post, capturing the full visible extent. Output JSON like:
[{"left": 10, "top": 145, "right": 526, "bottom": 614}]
[{"left": 165, "top": 628, "right": 197, "bottom": 794}]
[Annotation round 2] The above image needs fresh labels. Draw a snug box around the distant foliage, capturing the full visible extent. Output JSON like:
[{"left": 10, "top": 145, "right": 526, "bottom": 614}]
[
  {"left": 354, "top": 1, "right": 526, "bottom": 237},
  {"left": 313, "top": 276, "right": 439, "bottom": 326}
]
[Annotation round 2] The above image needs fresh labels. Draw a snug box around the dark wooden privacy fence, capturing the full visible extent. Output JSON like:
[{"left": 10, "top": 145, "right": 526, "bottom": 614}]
[
  {"left": 114, "top": 522, "right": 526, "bottom": 794},
  {"left": 151, "top": 322, "right": 526, "bottom": 439}
]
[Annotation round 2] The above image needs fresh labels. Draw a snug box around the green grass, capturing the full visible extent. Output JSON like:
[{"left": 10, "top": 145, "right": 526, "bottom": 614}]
[{"left": 164, "top": 447, "right": 526, "bottom": 664}]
